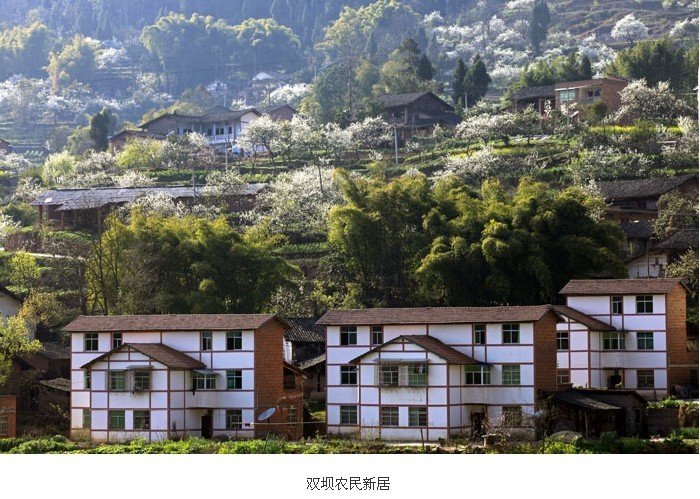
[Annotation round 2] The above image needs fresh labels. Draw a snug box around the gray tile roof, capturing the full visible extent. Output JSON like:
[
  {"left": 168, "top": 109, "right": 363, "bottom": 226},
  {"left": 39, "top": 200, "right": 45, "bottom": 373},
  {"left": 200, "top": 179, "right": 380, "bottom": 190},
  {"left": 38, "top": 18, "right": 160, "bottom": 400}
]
[
  {"left": 296, "top": 353, "right": 325, "bottom": 370},
  {"left": 31, "top": 184, "right": 267, "bottom": 211},
  {"left": 284, "top": 317, "right": 325, "bottom": 343},
  {"left": 654, "top": 229, "right": 698, "bottom": 251},
  {"left": 598, "top": 174, "right": 697, "bottom": 201},
  {"left": 511, "top": 85, "right": 555, "bottom": 100},
  {"left": 39, "top": 378, "right": 71, "bottom": 392}
]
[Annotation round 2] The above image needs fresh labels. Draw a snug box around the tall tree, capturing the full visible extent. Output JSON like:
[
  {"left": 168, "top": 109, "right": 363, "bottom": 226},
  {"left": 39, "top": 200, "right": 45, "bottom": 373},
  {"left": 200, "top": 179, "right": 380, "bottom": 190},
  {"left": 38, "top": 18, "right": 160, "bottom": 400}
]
[
  {"left": 528, "top": 0, "right": 550, "bottom": 56},
  {"left": 89, "top": 107, "right": 113, "bottom": 152},
  {"left": 451, "top": 58, "right": 467, "bottom": 108},
  {"left": 464, "top": 55, "right": 491, "bottom": 108}
]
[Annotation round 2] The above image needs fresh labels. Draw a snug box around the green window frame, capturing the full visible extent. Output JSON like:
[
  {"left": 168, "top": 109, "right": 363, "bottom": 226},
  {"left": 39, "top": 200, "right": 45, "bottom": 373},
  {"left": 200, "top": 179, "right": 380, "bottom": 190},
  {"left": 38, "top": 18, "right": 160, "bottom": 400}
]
[
  {"left": 108, "top": 410, "right": 125, "bottom": 430},
  {"left": 340, "top": 406, "right": 358, "bottom": 424},
  {"left": 603, "top": 331, "right": 626, "bottom": 350},
  {"left": 473, "top": 324, "right": 486, "bottom": 345},
  {"left": 84, "top": 370, "right": 91, "bottom": 390},
  {"left": 340, "top": 326, "right": 357, "bottom": 345},
  {"left": 502, "top": 324, "right": 520, "bottom": 344},
  {"left": 82, "top": 409, "right": 91, "bottom": 429},
  {"left": 371, "top": 326, "right": 384, "bottom": 345},
  {"left": 226, "top": 330, "right": 242, "bottom": 350},
  {"left": 201, "top": 331, "right": 212, "bottom": 351},
  {"left": 132, "top": 370, "right": 151, "bottom": 391},
  {"left": 0, "top": 415, "right": 8, "bottom": 436},
  {"left": 465, "top": 365, "right": 491, "bottom": 385},
  {"left": 108, "top": 371, "right": 126, "bottom": 391},
  {"left": 503, "top": 406, "right": 522, "bottom": 426},
  {"left": 226, "top": 409, "right": 243, "bottom": 429},
  {"left": 408, "top": 407, "right": 427, "bottom": 427},
  {"left": 192, "top": 372, "right": 217, "bottom": 390},
  {"left": 340, "top": 366, "right": 358, "bottom": 385},
  {"left": 84, "top": 333, "right": 98, "bottom": 351},
  {"left": 636, "top": 295, "right": 653, "bottom": 314},
  {"left": 502, "top": 365, "right": 521, "bottom": 385},
  {"left": 133, "top": 410, "right": 150, "bottom": 430},
  {"left": 637, "top": 332, "right": 654, "bottom": 350},
  {"left": 227, "top": 370, "right": 242, "bottom": 390},
  {"left": 380, "top": 406, "right": 399, "bottom": 427}
]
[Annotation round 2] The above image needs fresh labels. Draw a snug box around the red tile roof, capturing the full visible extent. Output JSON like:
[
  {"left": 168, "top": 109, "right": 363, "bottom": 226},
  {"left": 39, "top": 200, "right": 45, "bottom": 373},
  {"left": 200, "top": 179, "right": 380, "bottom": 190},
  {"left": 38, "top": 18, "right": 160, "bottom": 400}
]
[
  {"left": 82, "top": 343, "right": 205, "bottom": 369},
  {"left": 64, "top": 314, "right": 288, "bottom": 333},
  {"left": 551, "top": 305, "right": 616, "bottom": 331},
  {"left": 317, "top": 305, "right": 553, "bottom": 326},
  {"left": 559, "top": 279, "right": 683, "bottom": 295},
  {"left": 350, "top": 335, "right": 481, "bottom": 365}
]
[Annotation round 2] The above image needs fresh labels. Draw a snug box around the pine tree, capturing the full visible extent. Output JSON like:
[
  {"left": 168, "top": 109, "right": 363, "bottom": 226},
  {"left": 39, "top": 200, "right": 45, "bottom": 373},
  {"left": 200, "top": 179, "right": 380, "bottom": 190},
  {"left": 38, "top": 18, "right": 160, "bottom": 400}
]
[
  {"left": 452, "top": 58, "right": 467, "bottom": 108},
  {"left": 528, "top": 0, "right": 550, "bottom": 56},
  {"left": 464, "top": 55, "right": 491, "bottom": 108},
  {"left": 417, "top": 54, "right": 434, "bottom": 81},
  {"left": 580, "top": 55, "right": 593, "bottom": 80}
]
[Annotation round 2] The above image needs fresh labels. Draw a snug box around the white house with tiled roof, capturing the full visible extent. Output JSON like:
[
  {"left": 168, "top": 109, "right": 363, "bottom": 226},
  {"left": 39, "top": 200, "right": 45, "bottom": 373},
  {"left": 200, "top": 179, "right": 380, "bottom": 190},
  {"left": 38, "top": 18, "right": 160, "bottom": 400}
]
[
  {"left": 318, "top": 279, "right": 691, "bottom": 441},
  {"left": 557, "top": 279, "right": 691, "bottom": 399},
  {"left": 318, "top": 305, "right": 568, "bottom": 441},
  {"left": 66, "top": 314, "right": 303, "bottom": 443}
]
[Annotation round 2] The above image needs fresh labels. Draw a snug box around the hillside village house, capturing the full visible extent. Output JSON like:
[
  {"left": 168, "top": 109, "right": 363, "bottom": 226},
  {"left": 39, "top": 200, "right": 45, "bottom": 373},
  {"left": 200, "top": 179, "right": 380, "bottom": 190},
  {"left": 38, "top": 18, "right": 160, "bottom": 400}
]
[
  {"left": 319, "top": 278, "right": 692, "bottom": 441},
  {"left": 554, "top": 75, "right": 629, "bottom": 114},
  {"left": 66, "top": 314, "right": 303, "bottom": 443},
  {"left": 136, "top": 106, "right": 261, "bottom": 153},
  {"left": 377, "top": 92, "right": 461, "bottom": 141},
  {"left": 29, "top": 183, "right": 267, "bottom": 232}
]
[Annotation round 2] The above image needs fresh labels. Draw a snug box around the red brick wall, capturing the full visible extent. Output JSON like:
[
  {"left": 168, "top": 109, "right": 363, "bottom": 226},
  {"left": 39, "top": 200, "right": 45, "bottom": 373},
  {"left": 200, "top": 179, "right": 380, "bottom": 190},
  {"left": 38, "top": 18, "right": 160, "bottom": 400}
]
[
  {"left": 0, "top": 395, "right": 17, "bottom": 438},
  {"left": 666, "top": 284, "right": 694, "bottom": 388},
  {"left": 253, "top": 319, "right": 303, "bottom": 440},
  {"left": 533, "top": 311, "right": 558, "bottom": 404}
]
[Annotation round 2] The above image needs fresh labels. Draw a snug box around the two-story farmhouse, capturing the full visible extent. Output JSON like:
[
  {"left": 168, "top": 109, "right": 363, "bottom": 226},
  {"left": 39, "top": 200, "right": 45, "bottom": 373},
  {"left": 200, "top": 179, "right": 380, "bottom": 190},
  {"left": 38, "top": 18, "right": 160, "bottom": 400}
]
[
  {"left": 558, "top": 279, "right": 692, "bottom": 397},
  {"left": 66, "top": 314, "right": 303, "bottom": 443},
  {"left": 319, "top": 279, "right": 692, "bottom": 441}
]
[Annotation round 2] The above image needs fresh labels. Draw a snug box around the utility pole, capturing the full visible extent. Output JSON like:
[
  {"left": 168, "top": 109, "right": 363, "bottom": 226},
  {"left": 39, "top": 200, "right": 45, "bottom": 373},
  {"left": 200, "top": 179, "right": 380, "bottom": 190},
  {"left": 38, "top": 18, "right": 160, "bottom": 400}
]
[{"left": 394, "top": 126, "right": 399, "bottom": 168}]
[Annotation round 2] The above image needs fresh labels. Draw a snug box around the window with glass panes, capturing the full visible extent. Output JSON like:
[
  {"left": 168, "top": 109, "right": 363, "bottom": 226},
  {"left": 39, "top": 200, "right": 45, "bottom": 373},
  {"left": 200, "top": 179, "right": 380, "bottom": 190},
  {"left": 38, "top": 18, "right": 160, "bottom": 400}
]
[
  {"left": 108, "top": 410, "right": 125, "bottom": 430},
  {"left": 226, "top": 330, "right": 242, "bottom": 350},
  {"left": 637, "top": 369, "right": 655, "bottom": 389},
  {"left": 557, "top": 369, "right": 570, "bottom": 385},
  {"left": 380, "top": 406, "right": 399, "bottom": 426},
  {"left": 502, "top": 365, "right": 521, "bottom": 385},
  {"left": 408, "top": 407, "right": 427, "bottom": 427},
  {"left": 132, "top": 370, "right": 150, "bottom": 391},
  {"left": 502, "top": 324, "right": 520, "bottom": 344},
  {"left": 603, "top": 331, "right": 626, "bottom": 350},
  {"left": 287, "top": 406, "right": 298, "bottom": 423},
  {"left": 84, "top": 370, "right": 91, "bottom": 389},
  {"left": 379, "top": 364, "right": 399, "bottom": 386},
  {"left": 133, "top": 410, "right": 150, "bottom": 430},
  {"left": 556, "top": 331, "right": 569, "bottom": 350},
  {"left": 637, "top": 332, "right": 654, "bottom": 350},
  {"left": 340, "top": 326, "right": 357, "bottom": 345},
  {"left": 112, "top": 333, "right": 122, "bottom": 349},
  {"left": 227, "top": 370, "right": 242, "bottom": 389},
  {"left": 636, "top": 295, "right": 653, "bottom": 314},
  {"left": 84, "top": 333, "right": 98, "bottom": 351},
  {"left": 0, "top": 416, "right": 9, "bottom": 436},
  {"left": 340, "top": 366, "right": 357, "bottom": 385},
  {"left": 192, "top": 372, "right": 217, "bottom": 390},
  {"left": 201, "top": 331, "right": 212, "bottom": 350},
  {"left": 82, "top": 409, "right": 90, "bottom": 429},
  {"left": 371, "top": 326, "right": 383, "bottom": 345},
  {"left": 226, "top": 409, "right": 243, "bottom": 429},
  {"left": 108, "top": 371, "right": 126, "bottom": 391},
  {"left": 502, "top": 406, "right": 522, "bottom": 426},
  {"left": 464, "top": 365, "right": 491, "bottom": 385},
  {"left": 473, "top": 324, "right": 486, "bottom": 345},
  {"left": 340, "top": 406, "right": 358, "bottom": 424},
  {"left": 612, "top": 296, "right": 623, "bottom": 314}
]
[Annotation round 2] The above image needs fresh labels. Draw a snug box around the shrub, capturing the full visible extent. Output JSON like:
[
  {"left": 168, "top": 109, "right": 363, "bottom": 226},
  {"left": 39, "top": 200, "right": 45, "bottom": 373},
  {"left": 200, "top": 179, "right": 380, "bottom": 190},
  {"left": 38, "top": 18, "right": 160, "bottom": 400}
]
[
  {"left": 671, "top": 427, "right": 699, "bottom": 440},
  {"left": 6, "top": 435, "right": 75, "bottom": 454}
]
